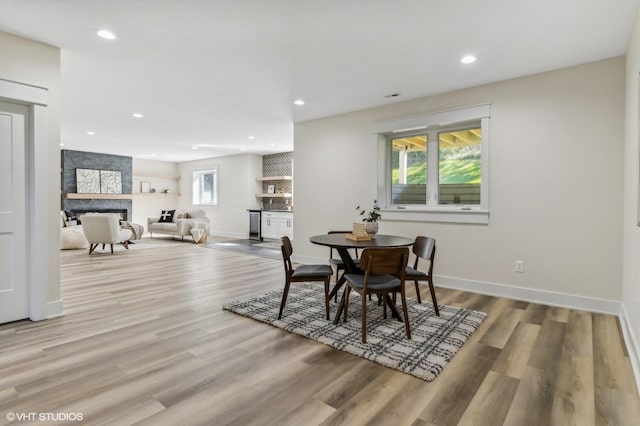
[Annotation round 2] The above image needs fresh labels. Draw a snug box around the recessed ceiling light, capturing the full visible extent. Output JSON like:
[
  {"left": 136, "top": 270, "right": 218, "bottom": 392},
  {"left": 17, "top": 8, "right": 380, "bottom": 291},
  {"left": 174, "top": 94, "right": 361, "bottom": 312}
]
[
  {"left": 293, "top": 99, "right": 305, "bottom": 106},
  {"left": 269, "top": 143, "right": 275, "bottom": 147},
  {"left": 461, "top": 55, "right": 477, "bottom": 64},
  {"left": 192, "top": 146, "right": 199, "bottom": 150},
  {"left": 96, "top": 29, "right": 116, "bottom": 40},
  {"left": 132, "top": 113, "right": 144, "bottom": 118},
  {"left": 59, "top": 143, "right": 64, "bottom": 147},
  {"left": 151, "top": 153, "right": 157, "bottom": 157},
  {"left": 86, "top": 131, "right": 95, "bottom": 136},
  {"left": 248, "top": 136, "right": 255, "bottom": 140}
]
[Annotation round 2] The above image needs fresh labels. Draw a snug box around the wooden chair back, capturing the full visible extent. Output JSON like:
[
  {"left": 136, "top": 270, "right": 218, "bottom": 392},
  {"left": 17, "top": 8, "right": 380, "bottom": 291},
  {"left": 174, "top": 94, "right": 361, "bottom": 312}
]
[
  {"left": 281, "top": 236, "right": 294, "bottom": 276},
  {"left": 359, "top": 247, "right": 409, "bottom": 277},
  {"left": 412, "top": 236, "right": 435, "bottom": 270}
]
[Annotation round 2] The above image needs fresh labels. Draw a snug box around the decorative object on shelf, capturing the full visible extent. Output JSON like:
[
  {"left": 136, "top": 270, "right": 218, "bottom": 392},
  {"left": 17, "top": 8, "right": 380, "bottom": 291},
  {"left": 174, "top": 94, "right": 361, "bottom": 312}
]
[
  {"left": 141, "top": 181, "right": 150, "bottom": 193},
  {"left": 267, "top": 184, "right": 275, "bottom": 194},
  {"left": 278, "top": 188, "right": 285, "bottom": 194},
  {"left": 100, "top": 170, "right": 122, "bottom": 194},
  {"left": 356, "top": 200, "right": 381, "bottom": 238},
  {"left": 162, "top": 189, "right": 170, "bottom": 194},
  {"left": 150, "top": 188, "right": 156, "bottom": 193},
  {"left": 76, "top": 168, "right": 100, "bottom": 194}
]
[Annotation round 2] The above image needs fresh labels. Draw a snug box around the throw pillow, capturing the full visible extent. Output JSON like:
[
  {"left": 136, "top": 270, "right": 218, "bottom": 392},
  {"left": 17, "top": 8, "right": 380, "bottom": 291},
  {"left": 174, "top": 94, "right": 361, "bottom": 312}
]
[{"left": 158, "top": 209, "right": 175, "bottom": 223}]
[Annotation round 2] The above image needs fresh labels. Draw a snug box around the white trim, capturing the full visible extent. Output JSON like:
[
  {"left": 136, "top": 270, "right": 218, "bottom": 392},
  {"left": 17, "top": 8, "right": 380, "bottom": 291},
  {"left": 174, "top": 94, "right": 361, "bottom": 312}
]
[
  {"left": 29, "top": 104, "right": 50, "bottom": 320},
  {"left": 0, "top": 78, "right": 48, "bottom": 105},
  {"left": 372, "top": 103, "right": 491, "bottom": 134},
  {"left": 47, "top": 300, "right": 64, "bottom": 319},
  {"left": 381, "top": 208, "right": 489, "bottom": 224},
  {"left": 436, "top": 274, "right": 620, "bottom": 314},
  {"left": 0, "top": 78, "right": 50, "bottom": 322},
  {"left": 619, "top": 303, "right": 640, "bottom": 395}
]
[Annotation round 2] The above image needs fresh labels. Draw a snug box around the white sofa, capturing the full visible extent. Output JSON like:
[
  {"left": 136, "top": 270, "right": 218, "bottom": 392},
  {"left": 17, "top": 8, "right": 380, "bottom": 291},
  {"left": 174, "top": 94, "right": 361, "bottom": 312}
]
[{"left": 148, "top": 208, "right": 210, "bottom": 241}]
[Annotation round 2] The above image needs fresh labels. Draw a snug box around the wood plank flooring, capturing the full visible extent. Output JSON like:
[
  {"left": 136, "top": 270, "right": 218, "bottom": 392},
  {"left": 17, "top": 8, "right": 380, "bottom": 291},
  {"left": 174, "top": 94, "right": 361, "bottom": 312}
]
[{"left": 1, "top": 239, "right": 639, "bottom": 425}]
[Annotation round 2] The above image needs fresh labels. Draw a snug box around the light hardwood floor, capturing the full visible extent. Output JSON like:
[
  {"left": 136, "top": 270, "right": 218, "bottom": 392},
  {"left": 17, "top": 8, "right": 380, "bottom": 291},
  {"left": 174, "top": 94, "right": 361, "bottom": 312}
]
[{"left": 1, "top": 240, "right": 639, "bottom": 425}]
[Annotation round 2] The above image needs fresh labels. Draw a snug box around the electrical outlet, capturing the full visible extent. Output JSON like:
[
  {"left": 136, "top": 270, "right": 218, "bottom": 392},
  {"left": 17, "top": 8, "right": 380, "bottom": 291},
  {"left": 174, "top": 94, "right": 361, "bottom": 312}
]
[{"left": 515, "top": 260, "right": 525, "bottom": 273}]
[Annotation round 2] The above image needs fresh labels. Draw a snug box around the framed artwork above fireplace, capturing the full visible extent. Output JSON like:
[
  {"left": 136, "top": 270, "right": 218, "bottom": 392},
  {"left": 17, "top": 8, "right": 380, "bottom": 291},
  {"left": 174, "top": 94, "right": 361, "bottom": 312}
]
[{"left": 76, "top": 168, "right": 100, "bottom": 193}]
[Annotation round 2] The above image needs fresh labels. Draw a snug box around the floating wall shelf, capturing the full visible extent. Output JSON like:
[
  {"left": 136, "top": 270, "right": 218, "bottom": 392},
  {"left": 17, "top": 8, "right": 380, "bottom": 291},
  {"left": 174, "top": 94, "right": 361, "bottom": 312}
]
[
  {"left": 65, "top": 193, "right": 133, "bottom": 200},
  {"left": 255, "top": 193, "right": 292, "bottom": 198}
]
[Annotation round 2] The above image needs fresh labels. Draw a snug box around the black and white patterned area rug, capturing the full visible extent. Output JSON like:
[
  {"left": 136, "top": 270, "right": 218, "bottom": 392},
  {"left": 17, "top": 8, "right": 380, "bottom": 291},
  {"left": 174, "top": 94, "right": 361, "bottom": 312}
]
[{"left": 223, "top": 283, "right": 487, "bottom": 381}]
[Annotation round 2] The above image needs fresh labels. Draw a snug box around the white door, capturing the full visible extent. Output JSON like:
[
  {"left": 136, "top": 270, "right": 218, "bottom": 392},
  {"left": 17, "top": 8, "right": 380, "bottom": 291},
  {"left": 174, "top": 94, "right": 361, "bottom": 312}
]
[{"left": 0, "top": 101, "right": 28, "bottom": 323}]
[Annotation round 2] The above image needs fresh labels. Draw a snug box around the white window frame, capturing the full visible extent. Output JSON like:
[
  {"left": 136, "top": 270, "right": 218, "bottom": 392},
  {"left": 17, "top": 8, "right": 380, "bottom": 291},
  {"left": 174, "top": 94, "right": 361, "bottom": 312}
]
[
  {"left": 192, "top": 167, "right": 219, "bottom": 206},
  {"left": 373, "top": 104, "right": 490, "bottom": 224}
]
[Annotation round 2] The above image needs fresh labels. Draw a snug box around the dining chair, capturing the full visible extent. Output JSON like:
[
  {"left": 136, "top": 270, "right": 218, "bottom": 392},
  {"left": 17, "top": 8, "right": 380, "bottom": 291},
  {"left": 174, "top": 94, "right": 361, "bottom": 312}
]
[
  {"left": 327, "top": 230, "right": 360, "bottom": 299},
  {"left": 404, "top": 236, "right": 440, "bottom": 316},
  {"left": 343, "top": 247, "right": 411, "bottom": 343},
  {"left": 279, "top": 236, "right": 334, "bottom": 320}
]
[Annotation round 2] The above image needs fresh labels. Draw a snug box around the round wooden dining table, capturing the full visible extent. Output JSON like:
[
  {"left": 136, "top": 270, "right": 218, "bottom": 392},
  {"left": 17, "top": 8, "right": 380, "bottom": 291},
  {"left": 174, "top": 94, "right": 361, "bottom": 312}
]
[{"left": 310, "top": 233, "right": 415, "bottom": 324}]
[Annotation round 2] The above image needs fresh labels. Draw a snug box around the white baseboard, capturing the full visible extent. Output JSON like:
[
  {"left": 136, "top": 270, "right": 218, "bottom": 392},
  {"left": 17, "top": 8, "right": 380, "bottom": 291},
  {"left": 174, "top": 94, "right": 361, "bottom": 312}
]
[
  {"left": 46, "top": 300, "right": 64, "bottom": 319},
  {"left": 619, "top": 303, "right": 640, "bottom": 395},
  {"left": 435, "top": 275, "right": 620, "bottom": 315}
]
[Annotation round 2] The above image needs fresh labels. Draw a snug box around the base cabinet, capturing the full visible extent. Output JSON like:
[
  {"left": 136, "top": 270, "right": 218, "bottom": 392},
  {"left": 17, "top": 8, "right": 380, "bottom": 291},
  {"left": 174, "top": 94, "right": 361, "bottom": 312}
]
[
  {"left": 261, "top": 212, "right": 278, "bottom": 239},
  {"left": 261, "top": 211, "right": 293, "bottom": 240}
]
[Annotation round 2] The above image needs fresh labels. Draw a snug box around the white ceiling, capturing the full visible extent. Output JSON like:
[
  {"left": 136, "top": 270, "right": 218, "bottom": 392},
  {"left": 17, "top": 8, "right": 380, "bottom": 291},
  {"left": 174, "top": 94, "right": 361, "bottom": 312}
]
[{"left": 0, "top": 0, "right": 638, "bottom": 162}]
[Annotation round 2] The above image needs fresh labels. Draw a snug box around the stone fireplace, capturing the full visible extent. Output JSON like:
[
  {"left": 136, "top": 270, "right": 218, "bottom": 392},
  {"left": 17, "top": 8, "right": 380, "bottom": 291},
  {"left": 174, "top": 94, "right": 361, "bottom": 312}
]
[{"left": 61, "top": 150, "right": 133, "bottom": 221}]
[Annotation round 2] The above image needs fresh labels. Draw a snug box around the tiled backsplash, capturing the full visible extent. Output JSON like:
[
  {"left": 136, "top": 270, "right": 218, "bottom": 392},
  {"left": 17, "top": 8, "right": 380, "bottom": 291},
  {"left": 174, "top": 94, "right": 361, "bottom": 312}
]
[{"left": 262, "top": 152, "right": 293, "bottom": 210}]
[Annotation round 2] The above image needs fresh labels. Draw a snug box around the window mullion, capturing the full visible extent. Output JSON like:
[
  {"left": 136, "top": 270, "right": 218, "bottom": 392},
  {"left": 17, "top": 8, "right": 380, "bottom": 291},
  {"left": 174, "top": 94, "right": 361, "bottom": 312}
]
[{"left": 426, "top": 131, "right": 438, "bottom": 207}]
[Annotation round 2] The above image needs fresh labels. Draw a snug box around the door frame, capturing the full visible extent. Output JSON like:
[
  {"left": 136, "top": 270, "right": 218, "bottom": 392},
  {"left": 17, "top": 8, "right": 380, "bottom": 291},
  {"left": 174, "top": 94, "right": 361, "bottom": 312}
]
[{"left": 0, "top": 78, "right": 50, "bottom": 321}]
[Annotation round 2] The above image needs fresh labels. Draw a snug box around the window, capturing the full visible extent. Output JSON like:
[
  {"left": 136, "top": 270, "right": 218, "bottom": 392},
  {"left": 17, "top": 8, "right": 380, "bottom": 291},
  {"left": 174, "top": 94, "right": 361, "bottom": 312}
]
[
  {"left": 192, "top": 168, "right": 218, "bottom": 206},
  {"left": 374, "top": 104, "right": 490, "bottom": 224}
]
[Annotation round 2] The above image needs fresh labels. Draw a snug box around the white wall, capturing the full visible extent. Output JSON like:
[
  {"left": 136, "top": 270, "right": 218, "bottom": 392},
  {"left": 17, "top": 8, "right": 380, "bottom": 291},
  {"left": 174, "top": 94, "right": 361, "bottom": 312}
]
[
  {"left": 132, "top": 158, "right": 180, "bottom": 229},
  {"left": 178, "top": 154, "right": 262, "bottom": 238},
  {"left": 295, "top": 57, "right": 624, "bottom": 308},
  {"left": 0, "top": 31, "right": 61, "bottom": 314},
  {"left": 623, "top": 8, "right": 640, "bottom": 377}
]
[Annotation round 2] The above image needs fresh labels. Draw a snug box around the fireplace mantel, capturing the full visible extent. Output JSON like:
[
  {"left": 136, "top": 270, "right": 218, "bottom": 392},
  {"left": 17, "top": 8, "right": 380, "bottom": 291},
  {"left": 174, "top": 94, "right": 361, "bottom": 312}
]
[{"left": 65, "top": 193, "right": 132, "bottom": 200}]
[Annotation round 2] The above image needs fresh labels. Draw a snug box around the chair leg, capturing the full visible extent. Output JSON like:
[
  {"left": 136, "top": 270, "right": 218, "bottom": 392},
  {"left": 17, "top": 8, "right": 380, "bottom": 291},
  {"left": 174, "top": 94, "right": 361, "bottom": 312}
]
[
  {"left": 428, "top": 278, "right": 440, "bottom": 316},
  {"left": 324, "top": 278, "right": 330, "bottom": 320},
  {"left": 382, "top": 293, "right": 387, "bottom": 319},
  {"left": 89, "top": 243, "right": 97, "bottom": 254},
  {"left": 414, "top": 280, "right": 422, "bottom": 304},
  {"left": 361, "top": 290, "right": 367, "bottom": 343},
  {"left": 102, "top": 243, "right": 105, "bottom": 249},
  {"left": 123, "top": 241, "right": 129, "bottom": 249},
  {"left": 110, "top": 244, "right": 114, "bottom": 254},
  {"left": 278, "top": 280, "right": 291, "bottom": 319},
  {"left": 343, "top": 286, "right": 351, "bottom": 323},
  {"left": 401, "top": 291, "right": 411, "bottom": 340}
]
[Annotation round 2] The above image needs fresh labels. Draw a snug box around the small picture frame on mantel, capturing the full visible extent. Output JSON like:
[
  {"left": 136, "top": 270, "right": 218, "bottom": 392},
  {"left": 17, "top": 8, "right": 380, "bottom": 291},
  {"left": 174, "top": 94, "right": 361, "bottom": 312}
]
[
  {"left": 267, "top": 184, "right": 275, "bottom": 194},
  {"left": 141, "top": 181, "right": 151, "bottom": 193}
]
